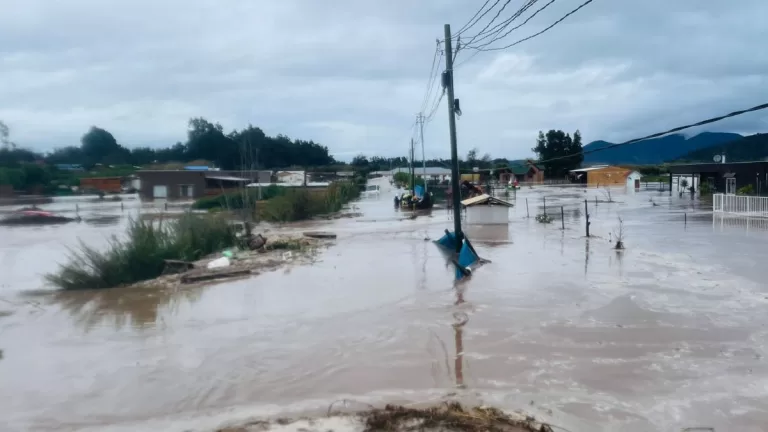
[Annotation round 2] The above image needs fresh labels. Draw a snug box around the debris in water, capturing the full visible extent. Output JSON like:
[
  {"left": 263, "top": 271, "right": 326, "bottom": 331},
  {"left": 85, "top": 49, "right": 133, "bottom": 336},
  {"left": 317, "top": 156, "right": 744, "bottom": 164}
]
[
  {"left": 360, "top": 402, "right": 554, "bottom": 432},
  {"left": 303, "top": 231, "right": 337, "bottom": 239}
]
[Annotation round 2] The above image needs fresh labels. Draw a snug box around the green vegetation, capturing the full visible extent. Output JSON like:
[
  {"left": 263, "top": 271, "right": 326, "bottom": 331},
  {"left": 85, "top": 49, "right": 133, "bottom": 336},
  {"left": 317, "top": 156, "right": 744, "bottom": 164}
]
[
  {"left": 46, "top": 214, "right": 238, "bottom": 290},
  {"left": 191, "top": 185, "right": 285, "bottom": 210},
  {"left": 533, "top": 129, "right": 584, "bottom": 178},
  {"left": 699, "top": 182, "right": 713, "bottom": 195},
  {"left": 737, "top": 184, "right": 755, "bottom": 195},
  {"left": 260, "top": 181, "right": 360, "bottom": 222}
]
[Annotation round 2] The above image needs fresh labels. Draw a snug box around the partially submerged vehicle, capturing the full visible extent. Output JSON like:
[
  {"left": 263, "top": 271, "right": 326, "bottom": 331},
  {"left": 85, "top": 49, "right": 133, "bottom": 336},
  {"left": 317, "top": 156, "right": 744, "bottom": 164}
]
[{"left": 0, "top": 209, "right": 79, "bottom": 226}]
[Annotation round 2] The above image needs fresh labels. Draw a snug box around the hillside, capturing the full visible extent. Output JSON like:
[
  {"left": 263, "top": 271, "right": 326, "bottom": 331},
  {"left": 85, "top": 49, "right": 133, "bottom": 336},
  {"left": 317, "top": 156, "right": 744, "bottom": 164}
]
[
  {"left": 582, "top": 132, "right": 743, "bottom": 164},
  {"left": 677, "top": 133, "right": 768, "bottom": 162}
]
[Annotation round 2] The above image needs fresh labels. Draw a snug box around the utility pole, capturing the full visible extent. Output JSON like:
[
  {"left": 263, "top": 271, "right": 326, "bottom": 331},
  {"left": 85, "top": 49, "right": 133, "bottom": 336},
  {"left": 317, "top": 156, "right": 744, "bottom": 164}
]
[
  {"left": 444, "top": 24, "right": 463, "bottom": 251},
  {"left": 410, "top": 138, "right": 415, "bottom": 195},
  {"left": 417, "top": 113, "right": 428, "bottom": 194}
]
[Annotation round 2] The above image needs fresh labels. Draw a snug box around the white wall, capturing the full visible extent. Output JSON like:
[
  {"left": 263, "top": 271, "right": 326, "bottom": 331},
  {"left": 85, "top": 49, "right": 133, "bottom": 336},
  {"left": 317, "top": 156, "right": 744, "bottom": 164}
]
[{"left": 465, "top": 206, "right": 509, "bottom": 225}]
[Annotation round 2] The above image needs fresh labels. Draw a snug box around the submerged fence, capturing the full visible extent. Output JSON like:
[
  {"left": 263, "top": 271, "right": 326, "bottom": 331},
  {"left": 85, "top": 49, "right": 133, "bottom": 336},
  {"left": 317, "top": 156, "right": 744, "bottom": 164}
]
[{"left": 713, "top": 193, "right": 768, "bottom": 217}]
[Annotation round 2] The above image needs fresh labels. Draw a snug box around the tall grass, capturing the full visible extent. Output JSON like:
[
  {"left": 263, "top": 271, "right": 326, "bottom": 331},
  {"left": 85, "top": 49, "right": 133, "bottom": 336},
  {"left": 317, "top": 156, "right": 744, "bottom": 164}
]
[
  {"left": 260, "top": 181, "right": 361, "bottom": 222},
  {"left": 46, "top": 214, "right": 238, "bottom": 290},
  {"left": 191, "top": 185, "right": 285, "bottom": 210}
]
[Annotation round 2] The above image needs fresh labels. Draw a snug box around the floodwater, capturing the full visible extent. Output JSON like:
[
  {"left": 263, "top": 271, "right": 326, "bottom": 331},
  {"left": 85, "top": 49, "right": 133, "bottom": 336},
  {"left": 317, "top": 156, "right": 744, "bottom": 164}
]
[{"left": 1, "top": 180, "right": 767, "bottom": 432}]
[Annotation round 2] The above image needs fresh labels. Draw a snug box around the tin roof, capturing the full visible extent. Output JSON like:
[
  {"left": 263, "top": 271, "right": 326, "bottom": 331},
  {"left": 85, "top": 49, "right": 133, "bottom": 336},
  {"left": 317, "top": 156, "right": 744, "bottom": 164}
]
[{"left": 461, "top": 194, "right": 514, "bottom": 207}]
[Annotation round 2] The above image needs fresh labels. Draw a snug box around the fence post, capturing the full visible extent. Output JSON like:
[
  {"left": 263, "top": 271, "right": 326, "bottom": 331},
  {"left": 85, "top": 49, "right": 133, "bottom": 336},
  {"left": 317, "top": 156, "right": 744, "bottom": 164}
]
[
  {"left": 561, "top": 206, "right": 565, "bottom": 230},
  {"left": 164, "top": 202, "right": 168, "bottom": 211},
  {"left": 525, "top": 198, "right": 529, "bottom": 218},
  {"left": 584, "top": 199, "right": 590, "bottom": 237},
  {"left": 543, "top": 197, "right": 547, "bottom": 216},
  {"left": 684, "top": 212, "right": 687, "bottom": 226},
  {"left": 121, "top": 202, "right": 124, "bottom": 211}
]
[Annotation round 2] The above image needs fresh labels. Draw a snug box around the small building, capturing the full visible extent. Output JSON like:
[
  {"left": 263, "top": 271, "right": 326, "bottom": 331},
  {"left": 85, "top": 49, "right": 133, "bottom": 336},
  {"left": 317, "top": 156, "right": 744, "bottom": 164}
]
[
  {"left": 626, "top": 171, "right": 642, "bottom": 189},
  {"left": 570, "top": 165, "right": 634, "bottom": 187},
  {"left": 136, "top": 170, "right": 271, "bottom": 200},
  {"left": 390, "top": 167, "right": 452, "bottom": 181},
  {"left": 461, "top": 194, "right": 514, "bottom": 225},
  {"left": 79, "top": 177, "right": 123, "bottom": 193}
]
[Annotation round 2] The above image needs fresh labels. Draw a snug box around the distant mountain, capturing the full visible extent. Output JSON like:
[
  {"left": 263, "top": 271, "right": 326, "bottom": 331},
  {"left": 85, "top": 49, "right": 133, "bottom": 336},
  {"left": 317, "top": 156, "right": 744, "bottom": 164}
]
[
  {"left": 582, "top": 132, "right": 743, "bottom": 165},
  {"left": 677, "top": 133, "right": 768, "bottom": 162}
]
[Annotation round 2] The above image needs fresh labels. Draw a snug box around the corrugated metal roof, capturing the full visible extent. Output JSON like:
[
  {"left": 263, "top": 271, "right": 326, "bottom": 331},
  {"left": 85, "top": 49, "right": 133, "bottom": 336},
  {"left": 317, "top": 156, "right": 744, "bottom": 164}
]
[
  {"left": 570, "top": 165, "right": 612, "bottom": 173},
  {"left": 461, "top": 194, "right": 514, "bottom": 207},
  {"left": 205, "top": 175, "right": 250, "bottom": 182}
]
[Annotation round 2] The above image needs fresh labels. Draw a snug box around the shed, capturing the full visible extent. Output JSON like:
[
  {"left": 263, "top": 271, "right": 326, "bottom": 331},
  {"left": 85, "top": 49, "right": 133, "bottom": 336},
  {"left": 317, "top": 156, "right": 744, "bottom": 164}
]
[
  {"left": 626, "top": 171, "right": 642, "bottom": 189},
  {"left": 461, "top": 194, "right": 513, "bottom": 225}
]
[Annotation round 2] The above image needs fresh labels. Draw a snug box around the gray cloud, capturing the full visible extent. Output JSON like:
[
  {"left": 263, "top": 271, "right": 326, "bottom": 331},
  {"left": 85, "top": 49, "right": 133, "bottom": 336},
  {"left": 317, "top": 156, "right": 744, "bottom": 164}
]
[{"left": 1, "top": 0, "right": 766, "bottom": 160}]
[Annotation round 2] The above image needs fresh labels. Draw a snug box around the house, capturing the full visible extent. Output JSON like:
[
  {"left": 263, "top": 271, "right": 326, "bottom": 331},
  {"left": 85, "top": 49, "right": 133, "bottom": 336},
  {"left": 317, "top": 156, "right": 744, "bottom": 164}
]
[
  {"left": 79, "top": 177, "right": 123, "bottom": 193},
  {"left": 461, "top": 194, "right": 514, "bottom": 225},
  {"left": 275, "top": 170, "right": 306, "bottom": 185},
  {"left": 136, "top": 170, "right": 272, "bottom": 200},
  {"left": 668, "top": 161, "right": 768, "bottom": 195},
  {"left": 390, "top": 167, "right": 452, "bottom": 181},
  {"left": 503, "top": 161, "right": 544, "bottom": 183},
  {"left": 570, "top": 165, "right": 637, "bottom": 187}
]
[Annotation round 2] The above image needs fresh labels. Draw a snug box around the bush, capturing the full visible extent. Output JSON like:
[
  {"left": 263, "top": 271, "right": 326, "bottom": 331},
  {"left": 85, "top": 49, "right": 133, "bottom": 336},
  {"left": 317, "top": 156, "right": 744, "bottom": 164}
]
[
  {"left": 46, "top": 214, "right": 238, "bottom": 290},
  {"left": 699, "top": 182, "right": 713, "bottom": 195},
  {"left": 192, "top": 185, "right": 285, "bottom": 210},
  {"left": 737, "top": 184, "right": 755, "bottom": 195},
  {"left": 260, "top": 181, "right": 361, "bottom": 222}
]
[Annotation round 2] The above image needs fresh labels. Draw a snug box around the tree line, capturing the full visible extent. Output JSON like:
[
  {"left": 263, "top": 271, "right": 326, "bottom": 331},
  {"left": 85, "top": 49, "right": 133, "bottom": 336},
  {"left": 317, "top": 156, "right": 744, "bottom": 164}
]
[{"left": 0, "top": 118, "right": 335, "bottom": 170}]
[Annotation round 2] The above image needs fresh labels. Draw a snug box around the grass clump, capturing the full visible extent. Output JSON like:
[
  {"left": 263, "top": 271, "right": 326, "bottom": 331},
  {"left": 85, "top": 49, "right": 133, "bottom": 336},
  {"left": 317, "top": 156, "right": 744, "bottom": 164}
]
[
  {"left": 191, "top": 185, "right": 285, "bottom": 210},
  {"left": 46, "top": 214, "right": 238, "bottom": 290},
  {"left": 535, "top": 213, "right": 553, "bottom": 224},
  {"left": 360, "top": 402, "right": 553, "bottom": 432},
  {"left": 260, "top": 181, "right": 361, "bottom": 222}
]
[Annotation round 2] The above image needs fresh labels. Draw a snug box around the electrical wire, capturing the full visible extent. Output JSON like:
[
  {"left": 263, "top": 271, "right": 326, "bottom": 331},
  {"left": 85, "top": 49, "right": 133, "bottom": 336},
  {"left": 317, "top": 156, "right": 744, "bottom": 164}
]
[
  {"left": 454, "top": 0, "right": 500, "bottom": 38},
  {"left": 420, "top": 43, "right": 442, "bottom": 114},
  {"left": 461, "top": 0, "right": 517, "bottom": 48},
  {"left": 469, "top": 0, "right": 594, "bottom": 52},
  {"left": 529, "top": 101, "right": 768, "bottom": 166},
  {"left": 467, "top": 0, "right": 558, "bottom": 50},
  {"left": 425, "top": 90, "right": 446, "bottom": 123},
  {"left": 462, "top": 0, "right": 539, "bottom": 49}
]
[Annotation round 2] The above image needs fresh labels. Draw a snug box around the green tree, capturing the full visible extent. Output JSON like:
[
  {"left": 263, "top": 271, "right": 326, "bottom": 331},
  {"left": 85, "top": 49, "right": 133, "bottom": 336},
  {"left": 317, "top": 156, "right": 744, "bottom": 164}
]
[
  {"left": 466, "top": 148, "right": 478, "bottom": 164},
  {"left": 351, "top": 154, "right": 369, "bottom": 167},
  {"left": 81, "top": 126, "right": 129, "bottom": 166},
  {"left": 0, "top": 120, "right": 12, "bottom": 149},
  {"left": 532, "top": 129, "right": 584, "bottom": 178}
]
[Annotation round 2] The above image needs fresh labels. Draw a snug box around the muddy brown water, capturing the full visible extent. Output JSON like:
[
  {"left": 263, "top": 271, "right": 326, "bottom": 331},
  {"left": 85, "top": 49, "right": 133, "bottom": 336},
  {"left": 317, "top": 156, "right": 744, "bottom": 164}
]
[{"left": 1, "top": 182, "right": 767, "bottom": 432}]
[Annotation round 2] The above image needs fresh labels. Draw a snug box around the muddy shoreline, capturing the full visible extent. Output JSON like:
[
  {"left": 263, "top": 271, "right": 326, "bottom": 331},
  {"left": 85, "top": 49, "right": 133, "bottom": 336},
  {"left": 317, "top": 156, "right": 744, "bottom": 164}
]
[{"left": 128, "top": 234, "right": 333, "bottom": 291}]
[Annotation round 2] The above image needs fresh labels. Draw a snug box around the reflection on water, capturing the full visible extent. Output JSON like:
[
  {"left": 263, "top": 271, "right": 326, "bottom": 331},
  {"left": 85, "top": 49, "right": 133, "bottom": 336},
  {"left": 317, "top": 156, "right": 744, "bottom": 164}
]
[
  {"left": 713, "top": 213, "right": 768, "bottom": 233},
  {"left": 50, "top": 285, "right": 204, "bottom": 330}
]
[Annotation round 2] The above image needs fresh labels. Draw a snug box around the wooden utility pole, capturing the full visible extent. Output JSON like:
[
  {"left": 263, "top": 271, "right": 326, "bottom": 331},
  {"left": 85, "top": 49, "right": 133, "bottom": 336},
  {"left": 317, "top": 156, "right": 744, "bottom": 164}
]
[
  {"left": 417, "top": 113, "right": 428, "bottom": 194},
  {"left": 410, "top": 138, "right": 415, "bottom": 195},
  {"left": 444, "top": 24, "right": 463, "bottom": 252}
]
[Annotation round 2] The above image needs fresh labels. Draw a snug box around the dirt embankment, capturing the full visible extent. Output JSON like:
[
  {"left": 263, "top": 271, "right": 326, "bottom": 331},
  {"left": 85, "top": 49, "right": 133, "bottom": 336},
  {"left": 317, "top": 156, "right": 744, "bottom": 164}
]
[
  {"left": 129, "top": 234, "right": 332, "bottom": 290},
  {"left": 216, "top": 402, "right": 554, "bottom": 432}
]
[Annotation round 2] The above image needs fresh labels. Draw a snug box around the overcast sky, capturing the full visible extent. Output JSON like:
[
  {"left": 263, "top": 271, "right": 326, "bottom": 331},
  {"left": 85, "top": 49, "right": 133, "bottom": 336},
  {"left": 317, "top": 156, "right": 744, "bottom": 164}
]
[{"left": 1, "top": 0, "right": 766, "bottom": 160}]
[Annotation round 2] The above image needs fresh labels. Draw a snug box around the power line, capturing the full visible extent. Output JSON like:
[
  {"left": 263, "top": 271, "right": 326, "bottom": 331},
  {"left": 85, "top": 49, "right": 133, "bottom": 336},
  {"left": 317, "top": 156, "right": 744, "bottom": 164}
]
[
  {"left": 461, "top": 0, "right": 518, "bottom": 48},
  {"left": 455, "top": 0, "right": 500, "bottom": 37},
  {"left": 469, "top": 0, "right": 594, "bottom": 52},
  {"left": 425, "top": 89, "right": 446, "bottom": 123},
  {"left": 466, "top": 0, "right": 558, "bottom": 50},
  {"left": 462, "top": 0, "right": 539, "bottom": 48},
  {"left": 531, "top": 101, "right": 768, "bottom": 166},
  {"left": 420, "top": 43, "right": 442, "bottom": 113}
]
